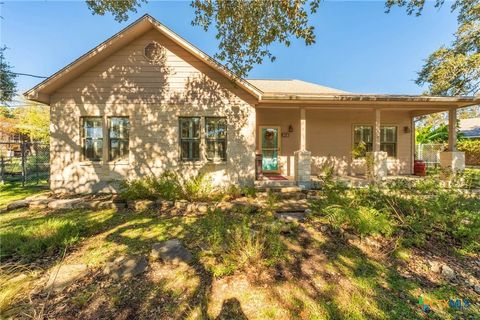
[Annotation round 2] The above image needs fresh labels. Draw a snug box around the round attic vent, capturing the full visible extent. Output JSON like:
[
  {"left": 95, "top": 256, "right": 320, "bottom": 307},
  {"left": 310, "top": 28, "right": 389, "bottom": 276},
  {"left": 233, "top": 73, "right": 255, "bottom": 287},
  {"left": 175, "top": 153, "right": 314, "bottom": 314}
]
[{"left": 144, "top": 42, "right": 166, "bottom": 63}]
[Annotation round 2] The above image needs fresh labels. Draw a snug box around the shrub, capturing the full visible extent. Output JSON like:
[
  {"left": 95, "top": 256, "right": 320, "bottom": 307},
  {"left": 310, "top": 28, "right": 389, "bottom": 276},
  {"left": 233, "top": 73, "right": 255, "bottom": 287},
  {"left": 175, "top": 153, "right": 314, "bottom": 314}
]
[
  {"left": 311, "top": 179, "right": 479, "bottom": 252},
  {"left": 324, "top": 204, "right": 393, "bottom": 237},
  {"left": 181, "top": 172, "right": 215, "bottom": 201},
  {"left": 458, "top": 139, "right": 480, "bottom": 166},
  {"left": 119, "top": 171, "right": 221, "bottom": 201}
]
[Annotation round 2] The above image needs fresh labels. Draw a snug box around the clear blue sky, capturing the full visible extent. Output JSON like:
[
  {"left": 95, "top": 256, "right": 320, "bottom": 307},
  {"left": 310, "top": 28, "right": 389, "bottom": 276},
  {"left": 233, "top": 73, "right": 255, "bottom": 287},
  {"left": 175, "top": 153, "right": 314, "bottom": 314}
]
[{"left": 1, "top": 0, "right": 458, "bottom": 96}]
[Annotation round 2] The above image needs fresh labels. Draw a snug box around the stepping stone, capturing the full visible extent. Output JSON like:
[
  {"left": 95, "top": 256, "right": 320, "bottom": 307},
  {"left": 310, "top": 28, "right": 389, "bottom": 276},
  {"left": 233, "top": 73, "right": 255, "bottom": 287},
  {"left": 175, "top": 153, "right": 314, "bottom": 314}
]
[
  {"left": 6, "top": 199, "right": 30, "bottom": 211},
  {"left": 276, "top": 211, "right": 306, "bottom": 222},
  {"left": 104, "top": 255, "right": 148, "bottom": 280},
  {"left": 151, "top": 239, "right": 193, "bottom": 264},
  {"left": 48, "top": 198, "right": 83, "bottom": 210},
  {"left": 46, "top": 264, "right": 88, "bottom": 292}
]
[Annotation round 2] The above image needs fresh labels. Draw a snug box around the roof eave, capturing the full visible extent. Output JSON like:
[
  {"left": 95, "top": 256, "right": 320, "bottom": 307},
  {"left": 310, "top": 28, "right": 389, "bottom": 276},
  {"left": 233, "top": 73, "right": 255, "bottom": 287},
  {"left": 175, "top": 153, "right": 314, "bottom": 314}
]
[{"left": 259, "top": 94, "right": 480, "bottom": 107}]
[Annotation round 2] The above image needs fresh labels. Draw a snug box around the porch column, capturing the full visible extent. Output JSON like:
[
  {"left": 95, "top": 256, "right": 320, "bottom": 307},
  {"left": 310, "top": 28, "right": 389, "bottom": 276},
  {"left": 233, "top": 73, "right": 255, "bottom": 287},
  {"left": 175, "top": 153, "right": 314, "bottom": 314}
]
[
  {"left": 300, "top": 108, "right": 306, "bottom": 151},
  {"left": 367, "top": 108, "right": 387, "bottom": 180},
  {"left": 294, "top": 107, "right": 311, "bottom": 189},
  {"left": 440, "top": 107, "right": 465, "bottom": 172}
]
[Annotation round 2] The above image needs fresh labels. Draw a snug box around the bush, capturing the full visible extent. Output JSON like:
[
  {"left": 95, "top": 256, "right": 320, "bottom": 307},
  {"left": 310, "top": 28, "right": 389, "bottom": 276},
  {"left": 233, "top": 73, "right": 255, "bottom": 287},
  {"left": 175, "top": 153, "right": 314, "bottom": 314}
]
[
  {"left": 458, "top": 139, "right": 480, "bottom": 165},
  {"left": 119, "top": 171, "right": 221, "bottom": 201},
  {"left": 311, "top": 179, "right": 479, "bottom": 252}
]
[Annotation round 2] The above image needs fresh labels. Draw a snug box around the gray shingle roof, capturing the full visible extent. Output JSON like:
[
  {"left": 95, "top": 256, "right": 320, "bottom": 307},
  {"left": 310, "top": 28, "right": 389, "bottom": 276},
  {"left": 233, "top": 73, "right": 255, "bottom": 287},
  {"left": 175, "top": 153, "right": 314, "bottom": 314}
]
[
  {"left": 246, "top": 79, "right": 348, "bottom": 95},
  {"left": 460, "top": 118, "right": 480, "bottom": 138}
]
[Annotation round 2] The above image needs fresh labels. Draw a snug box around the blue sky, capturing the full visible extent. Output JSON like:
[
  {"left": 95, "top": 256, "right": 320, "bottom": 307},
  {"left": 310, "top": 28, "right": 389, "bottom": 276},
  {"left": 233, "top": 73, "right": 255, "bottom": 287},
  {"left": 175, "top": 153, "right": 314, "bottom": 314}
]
[{"left": 1, "top": 0, "right": 458, "bottom": 96}]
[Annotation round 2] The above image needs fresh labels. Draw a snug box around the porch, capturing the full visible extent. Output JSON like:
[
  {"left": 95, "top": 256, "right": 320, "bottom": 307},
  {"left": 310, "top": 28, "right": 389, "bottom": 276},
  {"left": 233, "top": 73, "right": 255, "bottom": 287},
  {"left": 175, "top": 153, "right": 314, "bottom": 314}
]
[{"left": 254, "top": 105, "right": 465, "bottom": 189}]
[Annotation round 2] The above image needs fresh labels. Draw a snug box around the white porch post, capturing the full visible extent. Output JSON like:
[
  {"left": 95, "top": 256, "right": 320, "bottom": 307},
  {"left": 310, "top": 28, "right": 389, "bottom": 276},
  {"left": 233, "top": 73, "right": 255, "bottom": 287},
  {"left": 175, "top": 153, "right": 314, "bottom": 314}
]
[
  {"left": 300, "top": 108, "right": 306, "bottom": 151},
  {"left": 440, "top": 107, "right": 465, "bottom": 172},
  {"left": 294, "top": 107, "right": 311, "bottom": 189},
  {"left": 448, "top": 108, "right": 457, "bottom": 152},
  {"left": 367, "top": 108, "right": 387, "bottom": 179}
]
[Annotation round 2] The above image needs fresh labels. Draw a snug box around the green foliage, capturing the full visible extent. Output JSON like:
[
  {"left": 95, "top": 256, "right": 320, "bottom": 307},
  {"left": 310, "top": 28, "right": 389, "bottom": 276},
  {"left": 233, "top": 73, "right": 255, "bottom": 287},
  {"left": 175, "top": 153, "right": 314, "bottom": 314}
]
[
  {"left": 0, "top": 47, "right": 17, "bottom": 102},
  {"left": 458, "top": 139, "right": 480, "bottom": 165},
  {"left": 119, "top": 171, "right": 221, "bottom": 201},
  {"left": 191, "top": 0, "right": 320, "bottom": 77},
  {"left": 181, "top": 172, "right": 214, "bottom": 201},
  {"left": 312, "top": 177, "right": 480, "bottom": 252},
  {"left": 415, "top": 124, "right": 449, "bottom": 144},
  {"left": 1, "top": 219, "right": 82, "bottom": 261},
  {"left": 86, "top": 0, "right": 147, "bottom": 22},
  {"left": 13, "top": 102, "right": 50, "bottom": 143},
  {"left": 194, "top": 208, "right": 286, "bottom": 276}
]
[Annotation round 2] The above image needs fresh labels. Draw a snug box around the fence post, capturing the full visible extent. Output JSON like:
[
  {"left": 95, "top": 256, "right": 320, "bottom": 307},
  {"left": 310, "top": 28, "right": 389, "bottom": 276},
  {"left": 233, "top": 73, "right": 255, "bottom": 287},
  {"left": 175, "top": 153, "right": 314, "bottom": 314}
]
[
  {"left": 0, "top": 156, "right": 4, "bottom": 184},
  {"left": 21, "top": 142, "right": 26, "bottom": 187},
  {"left": 35, "top": 143, "right": 39, "bottom": 185}
]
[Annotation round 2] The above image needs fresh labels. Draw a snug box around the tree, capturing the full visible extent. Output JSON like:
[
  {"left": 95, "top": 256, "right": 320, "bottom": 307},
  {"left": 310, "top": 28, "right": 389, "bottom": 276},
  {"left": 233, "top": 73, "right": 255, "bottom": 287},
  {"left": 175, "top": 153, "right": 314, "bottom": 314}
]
[
  {"left": 386, "top": 0, "right": 480, "bottom": 97},
  {"left": 0, "top": 46, "right": 17, "bottom": 102},
  {"left": 14, "top": 101, "right": 50, "bottom": 143},
  {"left": 87, "top": 0, "right": 320, "bottom": 77}
]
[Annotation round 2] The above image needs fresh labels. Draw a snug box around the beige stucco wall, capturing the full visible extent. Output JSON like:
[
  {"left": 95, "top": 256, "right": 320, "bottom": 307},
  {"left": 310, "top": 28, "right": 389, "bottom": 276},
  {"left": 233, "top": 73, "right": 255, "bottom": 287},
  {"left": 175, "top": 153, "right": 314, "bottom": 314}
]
[
  {"left": 50, "top": 29, "right": 257, "bottom": 193},
  {"left": 256, "top": 108, "right": 413, "bottom": 176}
]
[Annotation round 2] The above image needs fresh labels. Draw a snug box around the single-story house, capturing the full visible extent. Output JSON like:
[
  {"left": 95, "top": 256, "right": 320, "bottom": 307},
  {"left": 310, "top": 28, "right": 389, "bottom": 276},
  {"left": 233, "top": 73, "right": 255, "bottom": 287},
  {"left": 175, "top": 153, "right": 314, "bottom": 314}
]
[
  {"left": 460, "top": 118, "right": 480, "bottom": 139},
  {"left": 25, "top": 15, "right": 480, "bottom": 193}
]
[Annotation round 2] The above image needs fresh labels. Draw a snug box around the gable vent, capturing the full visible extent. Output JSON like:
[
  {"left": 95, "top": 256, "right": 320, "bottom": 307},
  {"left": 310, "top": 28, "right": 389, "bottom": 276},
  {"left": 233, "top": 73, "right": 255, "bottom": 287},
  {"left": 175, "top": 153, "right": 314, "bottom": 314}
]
[{"left": 144, "top": 42, "right": 166, "bottom": 64}]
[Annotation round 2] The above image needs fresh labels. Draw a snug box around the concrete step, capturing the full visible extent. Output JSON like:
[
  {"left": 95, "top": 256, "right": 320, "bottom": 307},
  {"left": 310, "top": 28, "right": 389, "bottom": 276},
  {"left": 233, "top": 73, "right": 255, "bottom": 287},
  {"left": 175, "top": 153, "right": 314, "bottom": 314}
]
[{"left": 254, "top": 180, "right": 296, "bottom": 189}]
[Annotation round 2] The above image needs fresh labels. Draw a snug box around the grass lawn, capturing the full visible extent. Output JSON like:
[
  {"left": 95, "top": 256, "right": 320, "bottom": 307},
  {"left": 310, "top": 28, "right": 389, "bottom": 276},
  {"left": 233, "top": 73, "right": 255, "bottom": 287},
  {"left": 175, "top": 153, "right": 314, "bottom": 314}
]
[
  {"left": 0, "top": 182, "right": 48, "bottom": 210},
  {"left": 0, "top": 184, "right": 479, "bottom": 319}
]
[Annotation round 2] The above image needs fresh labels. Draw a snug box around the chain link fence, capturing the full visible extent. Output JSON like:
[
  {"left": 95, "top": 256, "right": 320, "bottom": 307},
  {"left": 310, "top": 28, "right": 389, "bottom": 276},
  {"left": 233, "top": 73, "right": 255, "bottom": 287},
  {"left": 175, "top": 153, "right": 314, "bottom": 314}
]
[
  {"left": 0, "top": 142, "right": 49, "bottom": 185},
  {"left": 415, "top": 143, "right": 446, "bottom": 168}
]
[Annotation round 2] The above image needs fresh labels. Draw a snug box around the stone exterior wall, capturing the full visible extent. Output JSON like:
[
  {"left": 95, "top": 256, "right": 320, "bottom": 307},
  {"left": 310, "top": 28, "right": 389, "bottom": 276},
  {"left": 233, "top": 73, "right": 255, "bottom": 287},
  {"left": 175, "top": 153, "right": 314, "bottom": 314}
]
[{"left": 49, "top": 29, "right": 257, "bottom": 193}]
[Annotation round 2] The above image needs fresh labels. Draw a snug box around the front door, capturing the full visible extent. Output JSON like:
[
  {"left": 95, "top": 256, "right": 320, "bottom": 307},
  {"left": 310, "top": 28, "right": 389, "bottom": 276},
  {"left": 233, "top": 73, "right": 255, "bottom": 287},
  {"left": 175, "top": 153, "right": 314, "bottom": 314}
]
[{"left": 260, "top": 126, "right": 281, "bottom": 173}]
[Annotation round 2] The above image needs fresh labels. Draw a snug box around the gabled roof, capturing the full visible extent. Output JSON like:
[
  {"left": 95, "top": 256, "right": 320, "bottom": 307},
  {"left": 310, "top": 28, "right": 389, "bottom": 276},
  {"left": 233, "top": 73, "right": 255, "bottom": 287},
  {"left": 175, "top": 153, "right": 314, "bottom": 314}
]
[
  {"left": 24, "top": 14, "right": 262, "bottom": 104},
  {"left": 247, "top": 79, "right": 348, "bottom": 95},
  {"left": 460, "top": 118, "right": 480, "bottom": 138},
  {"left": 24, "top": 14, "right": 480, "bottom": 109}
]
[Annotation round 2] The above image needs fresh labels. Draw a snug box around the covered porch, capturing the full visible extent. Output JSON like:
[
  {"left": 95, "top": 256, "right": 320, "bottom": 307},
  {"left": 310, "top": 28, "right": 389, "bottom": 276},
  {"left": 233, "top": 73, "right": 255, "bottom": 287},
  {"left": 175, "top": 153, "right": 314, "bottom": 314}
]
[{"left": 254, "top": 95, "right": 476, "bottom": 189}]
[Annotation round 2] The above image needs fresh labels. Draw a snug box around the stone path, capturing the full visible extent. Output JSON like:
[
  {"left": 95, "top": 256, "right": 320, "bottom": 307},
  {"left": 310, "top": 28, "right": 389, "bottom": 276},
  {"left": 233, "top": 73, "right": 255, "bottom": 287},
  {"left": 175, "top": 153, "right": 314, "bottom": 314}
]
[
  {"left": 151, "top": 239, "right": 193, "bottom": 264},
  {"left": 104, "top": 255, "right": 148, "bottom": 280},
  {"left": 46, "top": 264, "right": 88, "bottom": 292}
]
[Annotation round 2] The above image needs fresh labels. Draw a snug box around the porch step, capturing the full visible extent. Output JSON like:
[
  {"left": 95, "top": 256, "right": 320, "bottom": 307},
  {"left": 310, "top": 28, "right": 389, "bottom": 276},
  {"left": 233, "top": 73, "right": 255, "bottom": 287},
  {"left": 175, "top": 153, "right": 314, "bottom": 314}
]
[{"left": 254, "top": 179, "right": 296, "bottom": 189}]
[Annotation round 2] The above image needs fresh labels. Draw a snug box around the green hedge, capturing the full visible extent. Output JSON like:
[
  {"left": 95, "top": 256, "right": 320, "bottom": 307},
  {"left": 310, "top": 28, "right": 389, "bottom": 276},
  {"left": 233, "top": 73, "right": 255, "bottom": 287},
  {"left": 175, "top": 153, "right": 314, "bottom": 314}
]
[{"left": 458, "top": 139, "right": 480, "bottom": 166}]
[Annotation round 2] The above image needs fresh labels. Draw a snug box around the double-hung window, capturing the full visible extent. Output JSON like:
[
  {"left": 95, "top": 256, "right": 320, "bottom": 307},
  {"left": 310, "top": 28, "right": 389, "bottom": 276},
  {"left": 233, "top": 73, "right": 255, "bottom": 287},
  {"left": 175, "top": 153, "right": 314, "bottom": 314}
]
[
  {"left": 109, "top": 117, "right": 130, "bottom": 161},
  {"left": 82, "top": 117, "right": 103, "bottom": 161},
  {"left": 353, "top": 125, "right": 373, "bottom": 158},
  {"left": 380, "top": 126, "right": 397, "bottom": 157},
  {"left": 353, "top": 125, "right": 397, "bottom": 158},
  {"left": 179, "top": 117, "right": 200, "bottom": 161},
  {"left": 205, "top": 117, "right": 227, "bottom": 161}
]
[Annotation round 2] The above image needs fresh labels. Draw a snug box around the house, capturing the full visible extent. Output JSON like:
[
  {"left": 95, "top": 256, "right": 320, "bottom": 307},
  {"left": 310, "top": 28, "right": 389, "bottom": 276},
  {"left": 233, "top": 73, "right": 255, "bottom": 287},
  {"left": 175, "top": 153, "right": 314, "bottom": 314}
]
[
  {"left": 460, "top": 118, "right": 480, "bottom": 139},
  {"left": 24, "top": 15, "right": 480, "bottom": 193}
]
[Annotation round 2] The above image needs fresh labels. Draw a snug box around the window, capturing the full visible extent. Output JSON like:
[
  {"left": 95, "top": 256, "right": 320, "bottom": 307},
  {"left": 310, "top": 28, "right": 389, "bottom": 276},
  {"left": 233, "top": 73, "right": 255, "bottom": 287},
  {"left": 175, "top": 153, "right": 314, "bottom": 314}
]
[
  {"left": 353, "top": 125, "right": 373, "bottom": 157},
  {"left": 380, "top": 126, "right": 397, "bottom": 157},
  {"left": 109, "top": 117, "right": 130, "bottom": 161},
  {"left": 82, "top": 117, "right": 103, "bottom": 161},
  {"left": 179, "top": 117, "right": 200, "bottom": 161},
  {"left": 353, "top": 125, "right": 397, "bottom": 158},
  {"left": 205, "top": 117, "right": 227, "bottom": 161}
]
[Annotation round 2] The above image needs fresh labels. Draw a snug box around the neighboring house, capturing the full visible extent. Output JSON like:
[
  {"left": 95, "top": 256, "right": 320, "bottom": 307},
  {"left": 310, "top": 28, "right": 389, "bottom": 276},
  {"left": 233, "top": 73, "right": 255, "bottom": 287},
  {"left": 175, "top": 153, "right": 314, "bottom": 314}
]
[
  {"left": 24, "top": 15, "right": 480, "bottom": 193},
  {"left": 460, "top": 118, "right": 480, "bottom": 139}
]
